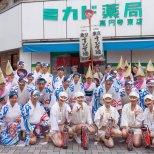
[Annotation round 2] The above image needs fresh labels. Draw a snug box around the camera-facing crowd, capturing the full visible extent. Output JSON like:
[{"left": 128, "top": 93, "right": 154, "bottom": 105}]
[{"left": 0, "top": 56, "right": 154, "bottom": 150}]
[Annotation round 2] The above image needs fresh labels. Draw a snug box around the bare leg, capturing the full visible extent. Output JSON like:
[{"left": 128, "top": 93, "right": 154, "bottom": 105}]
[
  {"left": 30, "top": 136, "right": 37, "bottom": 145},
  {"left": 102, "top": 137, "right": 114, "bottom": 148},
  {"left": 150, "top": 132, "right": 154, "bottom": 146},
  {"left": 51, "top": 132, "right": 63, "bottom": 147},
  {"left": 133, "top": 134, "right": 141, "bottom": 147},
  {"left": 121, "top": 128, "right": 128, "bottom": 138},
  {"left": 111, "top": 128, "right": 122, "bottom": 138}
]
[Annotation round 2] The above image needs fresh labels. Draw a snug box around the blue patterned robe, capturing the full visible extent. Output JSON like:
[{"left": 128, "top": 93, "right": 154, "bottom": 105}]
[
  {"left": 93, "top": 84, "right": 122, "bottom": 114},
  {"left": 139, "top": 88, "right": 154, "bottom": 110},
  {"left": 0, "top": 102, "right": 21, "bottom": 145}
]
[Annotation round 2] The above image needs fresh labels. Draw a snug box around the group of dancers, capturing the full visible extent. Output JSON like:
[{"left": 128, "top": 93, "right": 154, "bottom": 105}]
[{"left": 0, "top": 56, "right": 154, "bottom": 150}]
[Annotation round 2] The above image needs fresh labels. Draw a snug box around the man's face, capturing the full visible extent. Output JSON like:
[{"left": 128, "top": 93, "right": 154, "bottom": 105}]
[
  {"left": 38, "top": 82, "right": 45, "bottom": 89},
  {"left": 73, "top": 75, "right": 80, "bottom": 83},
  {"left": 31, "top": 94, "right": 39, "bottom": 102},
  {"left": 58, "top": 70, "right": 64, "bottom": 76},
  {"left": 63, "top": 80, "right": 70, "bottom": 88},
  {"left": 77, "top": 96, "right": 84, "bottom": 104},
  {"left": 42, "top": 66, "right": 48, "bottom": 73},
  {"left": 129, "top": 96, "right": 138, "bottom": 103},
  {"left": 72, "top": 67, "right": 77, "bottom": 73},
  {"left": 136, "top": 76, "right": 144, "bottom": 81},
  {"left": 36, "top": 64, "right": 41, "bottom": 71},
  {"left": 106, "top": 66, "right": 111, "bottom": 72},
  {"left": 147, "top": 71, "right": 153, "bottom": 76},
  {"left": 86, "top": 78, "right": 92, "bottom": 83},
  {"left": 145, "top": 99, "right": 153, "bottom": 109},
  {"left": 105, "top": 80, "right": 113, "bottom": 86},
  {"left": 19, "top": 80, "right": 25, "bottom": 89},
  {"left": 104, "top": 97, "right": 112, "bottom": 106},
  {"left": 10, "top": 95, "right": 18, "bottom": 104},
  {"left": 147, "top": 85, "right": 154, "bottom": 92},
  {"left": 125, "top": 84, "right": 131, "bottom": 90},
  {"left": 95, "top": 68, "right": 99, "bottom": 72},
  {"left": 59, "top": 96, "right": 67, "bottom": 103},
  {"left": 18, "top": 63, "right": 24, "bottom": 69},
  {"left": 7, "top": 74, "right": 14, "bottom": 80},
  {"left": 27, "top": 76, "right": 33, "bottom": 83},
  {"left": 111, "top": 73, "right": 117, "bottom": 78},
  {"left": 117, "top": 68, "right": 123, "bottom": 74}
]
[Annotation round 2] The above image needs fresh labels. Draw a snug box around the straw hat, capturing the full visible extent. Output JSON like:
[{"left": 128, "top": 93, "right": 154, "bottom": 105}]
[
  {"left": 117, "top": 56, "right": 125, "bottom": 69},
  {"left": 6, "top": 60, "right": 14, "bottom": 75},
  {"left": 124, "top": 60, "right": 129, "bottom": 68},
  {"left": 0, "top": 68, "right": 6, "bottom": 84},
  {"left": 85, "top": 65, "right": 93, "bottom": 78},
  {"left": 136, "top": 67, "right": 145, "bottom": 77},
  {"left": 147, "top": 59, "right": 154, "bottom": 72},
  {"left": 124, "top": 64, "right": 132, "bottom": 78}
]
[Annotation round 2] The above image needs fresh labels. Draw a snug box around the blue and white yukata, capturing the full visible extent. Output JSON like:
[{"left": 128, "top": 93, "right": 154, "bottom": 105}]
[
  {"left": 113, "top": 78, "right": 123, "bottom": 89},
  {"left": 33, "top": 86, "right": 51, "bottom": 115},
  {"left": 0, "top": 101, "right": 21, "bottom": 145},
  {"left": 52, "top": 76, "right": 65, "bottom": 90},
  {"left": 21, "top": 100, "right": 48, "bottom": 145},
  {"left": 68, "top": 81, "right": 84, "bottom": 108},
  {"left": 139, "top": 88, "right": 154, "bottom": 111},
  {"left": 50, "top": 85, "right": 69, "bottom": 108},
  {"left": 11, "top": 85, "right": 32, "bottom": 106},
  {"left": 93, "top": 84, "right": 122, "bottom": 114}
]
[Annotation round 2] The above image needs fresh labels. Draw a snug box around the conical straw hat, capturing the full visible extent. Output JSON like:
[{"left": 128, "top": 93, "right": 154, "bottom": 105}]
[
  {"left": 117, "top": 56, "right": 125, "bottom": 69},
  {"left": 124, "top": 64, "right": 132, "bottom": 78},
  {"left": 0, "top": 68, "right": 6, "bottom": 84},
  {"left": 147, "top": 59, "right": 154, "bottom": 72},
  {"left": 138, "top": 60, "right": 142, "bottom": 68},
  {"left": 85, "top": 65, "right": 93, "bottom": 78},
  {"left": 136, "top": 66, "right": 145, "bottom": 77},
  {"left": 6, "top": 60, "right": 13, "bottom": 75},
  {"left": 124, "top": 60, "right": 129, "bottom": 68}
]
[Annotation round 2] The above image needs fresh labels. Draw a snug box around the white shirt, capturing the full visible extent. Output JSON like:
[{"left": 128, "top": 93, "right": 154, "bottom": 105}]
[
  {"left": 50, "top": 102, "right": 71, "bottom": 132},
  {"left": 121, "top": 103, "right": 144, "bottom": 127},
  {"left": 94, "top": 105, "right": 119, "bottom": 129},
  {"left": 71, "top": 102, "right": 92, "bottom": 125},
  {"left": 144, "top": 106, "right": 154, "bottom": 131},
  {"left": 27, "top": 100, "right": 46, "bottom": 124},
  {"left": 53, "top": 76, "right": 65, "bottom": 89}
]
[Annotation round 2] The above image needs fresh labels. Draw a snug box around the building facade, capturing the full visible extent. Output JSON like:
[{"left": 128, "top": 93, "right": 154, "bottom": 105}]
[{"left": 0, "top": 0, "right": 154, "bottom": 74}]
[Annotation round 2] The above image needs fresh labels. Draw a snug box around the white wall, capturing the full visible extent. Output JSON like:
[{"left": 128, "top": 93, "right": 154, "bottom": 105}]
[
  {"left": 0, "top": 4, "right": 22, "bottom": 52},
  {"left": 132, "top": 50, "right": 154, "bottom": 63},
  {"left": 107, "top": 50, "right": 154, "bottom": 64},
  {"left": 31, "top": 52, "right": 50, "bottom": 65},
  {"left": 21, "top": 0, "right": 154, "bottom": 40},
  {"left": 107, "top": 50, "right": 131, "bottom": 63}
]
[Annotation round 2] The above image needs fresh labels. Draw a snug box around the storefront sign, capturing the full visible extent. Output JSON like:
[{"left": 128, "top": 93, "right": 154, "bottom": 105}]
[{"left": 44, "top": 2, "right": 142, "bottom": 27}]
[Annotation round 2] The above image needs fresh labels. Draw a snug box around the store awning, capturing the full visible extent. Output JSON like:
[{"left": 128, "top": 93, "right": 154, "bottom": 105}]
[{"left": 23, "top": 38, "right": 154, "bottom": 52}]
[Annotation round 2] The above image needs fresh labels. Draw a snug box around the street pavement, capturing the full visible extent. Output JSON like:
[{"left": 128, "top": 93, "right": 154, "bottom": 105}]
[{"left": 0, "top": 137, "right": 154, "bottom": 154}]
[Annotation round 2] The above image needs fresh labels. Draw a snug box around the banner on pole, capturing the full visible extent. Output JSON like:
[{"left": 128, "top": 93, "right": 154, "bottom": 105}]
[
  {"left": 79, "top": 29, "right": 90, "bottom": 62},
  {"left": 91, "top": 27, "right": 104, "bottom": 61}
]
